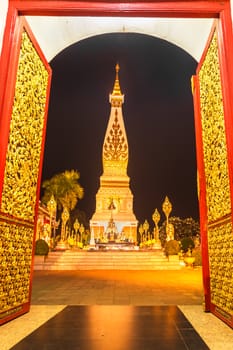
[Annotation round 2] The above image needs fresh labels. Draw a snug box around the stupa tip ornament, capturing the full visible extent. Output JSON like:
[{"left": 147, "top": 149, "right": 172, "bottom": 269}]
[
  {"left": 116, "top": 62, "right": 120, "bottom": 73},
  {"left": 109, "top": 63, "right": 124, "bottom": 106}
]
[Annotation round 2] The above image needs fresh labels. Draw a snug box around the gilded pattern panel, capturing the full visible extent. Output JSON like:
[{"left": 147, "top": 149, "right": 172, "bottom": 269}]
[
  {"left": 103, "top": 110, "right": 128, "bottom": 176},
  {"left": 0, "top": 220, "right": 33, "bottom": 318},
  {"left": 1, "top": 30, "right": 49, "bottom": 221},
  {"left": 103, "top": 111, "right": 128, "bottom": 162},
  {"left": 198, "top": 30, "right": 233, "bottom": 317},
  {"left": 199, "top": 31, "right": 231, "bottom": 222},
  {"left": 208, "top": 222, "right": 233, "bottom": 316}
]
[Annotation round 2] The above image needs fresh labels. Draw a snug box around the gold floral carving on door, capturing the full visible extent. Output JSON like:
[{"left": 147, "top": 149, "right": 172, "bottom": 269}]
[
  {"left": 0, "top": 28, "right": 50, "bottom": 324},
  {"left": 197, "top": 29, "right": 233, "bottom": 323}
]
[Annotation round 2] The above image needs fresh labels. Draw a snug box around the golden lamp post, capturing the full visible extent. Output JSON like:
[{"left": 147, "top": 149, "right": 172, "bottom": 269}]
[
  {"left": 139, "top": 224, "right": 144, "bottom": 243},
  {"left": 47, "top": 195, "right": 57, "bottom": 247},
  {"left": 73, "top": 219, "right": 80, "bottom": 245},
  {"left": 143, "top": 219, "right": 149, "bottom": 240},
  {"left": 61, "top": 207, "right": 69, "bottom": 242},
  {"left": 162, "top": 196, "right": 172, "bottom": 240},
  {"left": 79, "top": 223, "right": 85, "bottom": 244},
  {"left": 152, "top": 208, "right": 160, "bottom": 240}
]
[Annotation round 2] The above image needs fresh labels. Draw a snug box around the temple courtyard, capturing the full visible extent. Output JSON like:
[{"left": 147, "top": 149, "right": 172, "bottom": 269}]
[{"left": 2, "top": 268, "right": 233, "bottom": 349}]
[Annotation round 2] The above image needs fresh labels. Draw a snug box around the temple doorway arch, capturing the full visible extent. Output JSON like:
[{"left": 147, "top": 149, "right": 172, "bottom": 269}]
[{"left": 0, "top": 1, "right": 233, "bottom": 328}]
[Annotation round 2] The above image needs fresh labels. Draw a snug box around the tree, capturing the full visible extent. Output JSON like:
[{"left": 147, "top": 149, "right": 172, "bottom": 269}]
[
  {"left": 182, "top": 217, "right": 200, "bottom": 238},
  {"left": 41, "top": 169, "right": 84, "bottom": 212},
  {"left": 69, "top": 208, "right": 89, "bottom": 230},
  {"left": 180, "top": 236, "right": 195, "bottom": 253},
  {"left": 159, "top": 216, "right": 199, "bottom": 245}
]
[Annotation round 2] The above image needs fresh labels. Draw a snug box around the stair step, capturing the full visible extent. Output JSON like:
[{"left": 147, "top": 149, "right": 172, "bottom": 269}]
[{"left": 34, "top": 250, "right": 182, "bottom": 270}]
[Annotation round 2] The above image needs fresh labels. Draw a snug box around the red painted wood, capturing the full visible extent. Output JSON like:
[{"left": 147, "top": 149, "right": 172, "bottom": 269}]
[
  {"left": 10, "top": 0, "right": 223, "bottom": 17},
  {"left": 0, "top": 5, "right": 22, "bottom": 199},
  {"left": 217, "top": 6, "right": 233, "bottom": 227},
  {"left": 0, "top": 302, "right": 30, "bottom": 326},
  {"left": 211, "top": 302, "right": 233, "bottom": 328},
  {"left": 192, "top": 74, "right": 211, "bottom": 312},
  {"left": 212, "top": 9, "right": 233, "bottom": 329}
]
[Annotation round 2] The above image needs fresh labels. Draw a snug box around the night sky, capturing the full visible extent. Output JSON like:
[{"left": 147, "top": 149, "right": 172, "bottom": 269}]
[{"left": 41, "top": 33, "right": 199, "bottom": 227}]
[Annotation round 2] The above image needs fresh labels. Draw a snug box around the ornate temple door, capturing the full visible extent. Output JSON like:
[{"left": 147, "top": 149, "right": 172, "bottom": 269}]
[
  {"left": 192, "top": 21, "right": 233, "bottom": 328},
  {"left": 0, "top": 17, "right": 51, "bottom": 325},
  {"left": 1, "top": 0, "right": 233, "bottom": 329}
]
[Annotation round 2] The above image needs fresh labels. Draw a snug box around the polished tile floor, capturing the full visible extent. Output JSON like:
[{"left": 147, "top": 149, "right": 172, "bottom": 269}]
[
  {"left": 1, "top": 269, "right": 233, "bottom": 349},
  {"left": 9, "top": 305, "right": 209, "bottom": 350}
]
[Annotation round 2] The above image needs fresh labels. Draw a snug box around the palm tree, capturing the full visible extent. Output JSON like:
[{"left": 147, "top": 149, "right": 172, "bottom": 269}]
[{"left": 41, "top": 169, "right": 84, "bottom": 212}]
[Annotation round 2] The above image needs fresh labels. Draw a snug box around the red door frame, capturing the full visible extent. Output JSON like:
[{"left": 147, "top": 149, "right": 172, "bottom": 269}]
[
  {"left": 193, "top": 19, "right": 233, "bottom": 327},
  {"left": 0, "top": 14, "right": 51, "bottom": 324},
  {"left": 1, "top": 0, "right": 233, "bottom": 326}
]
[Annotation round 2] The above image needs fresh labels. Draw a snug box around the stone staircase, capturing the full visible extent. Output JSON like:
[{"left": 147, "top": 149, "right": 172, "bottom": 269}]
[{"left": 33, "top": 249, "right": 182, "bottom": 270}]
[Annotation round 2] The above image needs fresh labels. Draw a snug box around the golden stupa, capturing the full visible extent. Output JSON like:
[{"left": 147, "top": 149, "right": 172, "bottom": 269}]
[{"left": 90, "top": 64, "right": 138, "bottom": 243}]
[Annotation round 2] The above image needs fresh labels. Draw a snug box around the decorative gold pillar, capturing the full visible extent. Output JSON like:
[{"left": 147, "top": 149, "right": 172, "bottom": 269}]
[
  {"left": 73, "top": 219, "right": 80, "bottom": 246},
  {"left": 152, "top": 209, "right": 160, "bottom": 239},
  {"left": 139, "top": 224, "right": 144, "bottom": 243},
  {"left": 47, "top": 195, "right": 57, "bottom": 247},
  {"left": 79, "top": 224, "right": 85, "bottom": 244},
  {"left": 143, "top": 220, "right": 149, "bottom": 240},
  {"left": 162, "top": 196, "right": 172, "bottom": 241},
  {"left": 61, "top": 207, "right": 69, "bottom": 242},
  {"left": 152, "top": 209, "right": 162, "bottom": 249}
]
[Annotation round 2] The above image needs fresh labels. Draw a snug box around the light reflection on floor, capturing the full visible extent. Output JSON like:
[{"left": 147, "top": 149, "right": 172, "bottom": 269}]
[{"left": 1, "top": 305, "right": 233, "bottom": 350}]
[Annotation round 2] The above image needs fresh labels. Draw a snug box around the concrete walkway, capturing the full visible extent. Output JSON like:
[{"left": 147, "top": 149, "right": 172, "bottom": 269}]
[{"left": 31, "top": 268, "right": 203, "bottom": 305}]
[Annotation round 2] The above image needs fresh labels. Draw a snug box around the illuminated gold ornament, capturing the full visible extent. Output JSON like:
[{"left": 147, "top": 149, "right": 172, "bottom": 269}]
[
  {"left": 103, "top": 63, "right": 128, "bottom": 176},
  {"left": 152, "top": 208, "right": 160, "bottom": 227},
  {"left": 109, "top": 63, "right": 123, "bottom": 106},
  {"left": 166, "top": 223, "right": 174, "bottom": 241},
  {"left": 0, "top": 29, "right": 49, "bottom": 320},
  {"left": 139, "top": 223, "right": 144, "bottom": 242},
  {"left": 79, "top": 224, "right": 85, "bottom": 243},
  {"left": 73, "top": 219, "right": 80, "bottom": 233},
  {"left": 0, "top": 221, "right": 33, "bottom": 314},
  {"left": 61, "top": 207, "right": 69, "bottom": 241},
  {"left": 73, "top": 219, "right": 80, "bottom": 243},
  {"left": 1, "top": 30, "right": 49, "bottom": 220},
  {"left": 152, "top": 209, "right": 160, "bottom": 240},
  {"left": 162, "top": 196, "right": 172, "bottom": 223},
  {"left": 162, "top": 196, "right": 172, "bottom": 241},
  {"left": 47, "top": 195, "right": 56, "bottom": 214},
  {"left": 143, "top": 219, "right": 149, "bottom": 240},
  {"left": 199, "top": 31, "right": 231, "bottom": 222},
  {"left": 198, "top": 30, "right": 233, "bottom": 316},
  {"left": 47, "top": 195, "right": 57, "bottom": 236}
]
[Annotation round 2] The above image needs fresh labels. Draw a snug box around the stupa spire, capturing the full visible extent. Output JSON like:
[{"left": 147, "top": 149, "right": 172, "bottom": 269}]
[
  {"left": 104, "top": 64, "right": 128, "bottom": 174},
  {"left": 112, "top": 63, "right": 122, "bottom": 95},
  {"left": 109, "top": 63, "right": 124, "bottom": 107},
  {"left": 90, "top": 64, "right": 138, "bottom": 243}
]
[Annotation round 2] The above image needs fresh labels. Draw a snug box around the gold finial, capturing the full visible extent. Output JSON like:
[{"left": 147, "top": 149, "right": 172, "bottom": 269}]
[
  {"left": 109, "top": 63, "right": 124, "bottom": 106},
  {"left": 112, "top": 63, "right": 122, "bottom": 96}
]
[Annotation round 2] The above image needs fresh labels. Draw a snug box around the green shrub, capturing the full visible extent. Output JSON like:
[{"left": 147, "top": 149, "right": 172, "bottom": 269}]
[
  {"left": 164, "top": 240, "right": 180, "bottom": 256},
  {"left": 35, "top": 239, "right": 49, "bottom": 256},
  {"left": 180, "top": 237, "right": 195, "bottom": 253}
]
